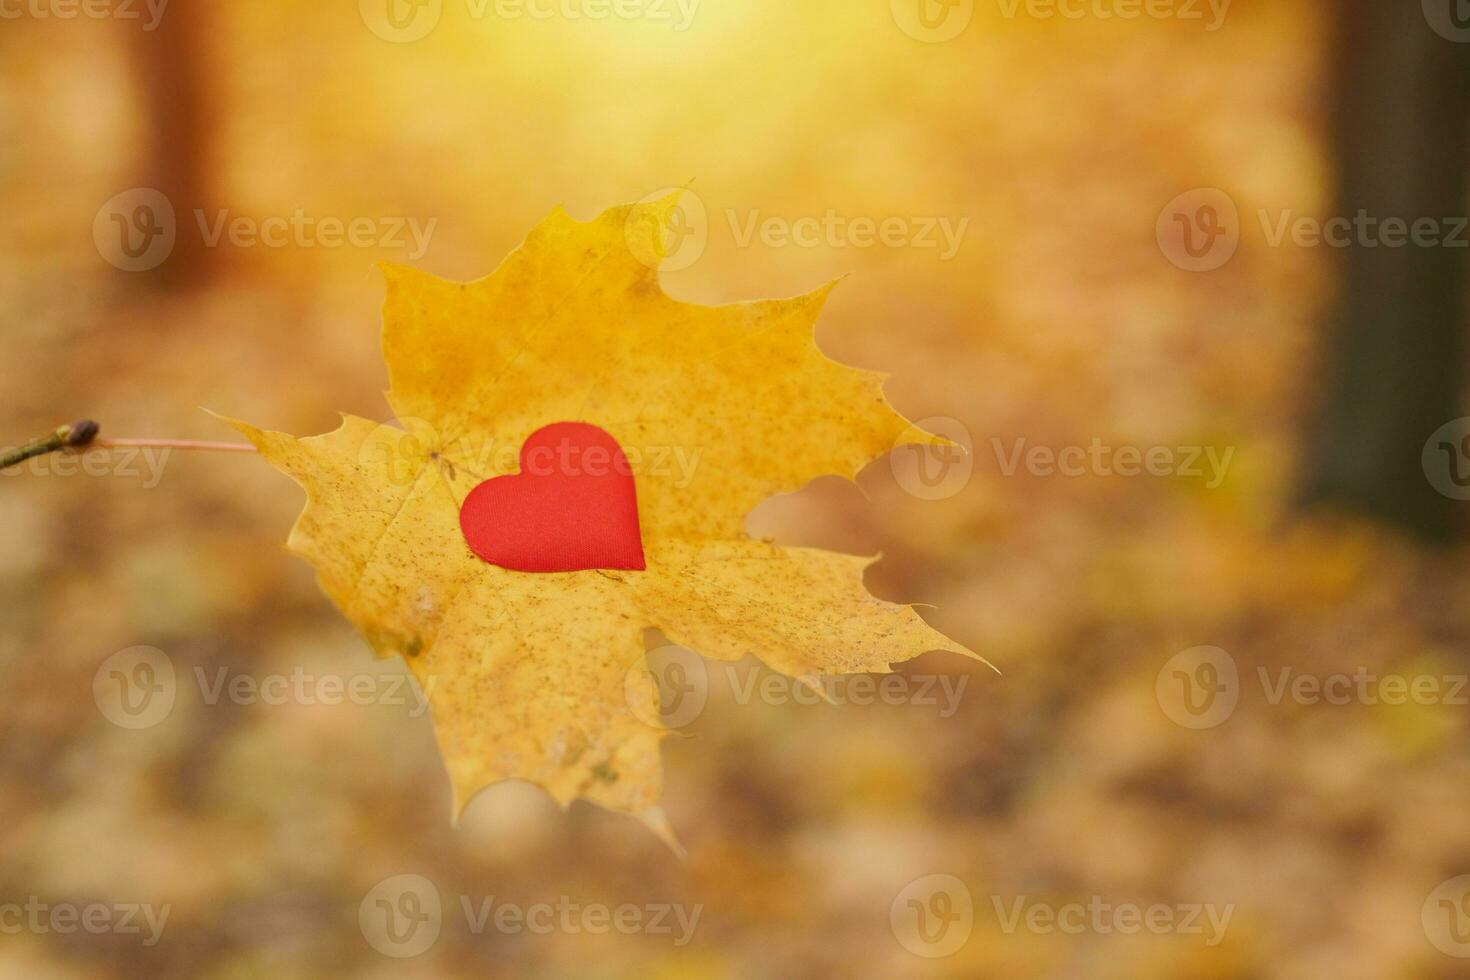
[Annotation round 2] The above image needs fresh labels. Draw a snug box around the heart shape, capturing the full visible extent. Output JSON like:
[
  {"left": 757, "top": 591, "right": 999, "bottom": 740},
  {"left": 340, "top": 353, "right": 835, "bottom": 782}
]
[{"left": 458, "top": 422, "right": 647, "bottom": 573}]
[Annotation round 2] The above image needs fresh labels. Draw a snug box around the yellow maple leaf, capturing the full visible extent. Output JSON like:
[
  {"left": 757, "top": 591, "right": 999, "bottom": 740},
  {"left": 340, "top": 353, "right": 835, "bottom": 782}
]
[{"left": 222, "top": 197, "right": 980, "bottom": 840}]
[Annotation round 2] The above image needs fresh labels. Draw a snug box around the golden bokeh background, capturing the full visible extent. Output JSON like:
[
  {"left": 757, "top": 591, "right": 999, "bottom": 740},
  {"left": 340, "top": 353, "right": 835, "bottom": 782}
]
[{"left": 5, "top": 1, "right": 1470, "bottom": 978}]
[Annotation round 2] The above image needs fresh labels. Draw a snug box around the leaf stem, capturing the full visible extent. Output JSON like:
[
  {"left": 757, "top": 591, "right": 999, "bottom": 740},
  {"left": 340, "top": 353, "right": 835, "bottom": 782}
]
[
  {"left": 1, "top": 422, "right": 256, "bottom": 473},
  {"left": 94, "top": 438, "right": 257, "bottom": 453}
]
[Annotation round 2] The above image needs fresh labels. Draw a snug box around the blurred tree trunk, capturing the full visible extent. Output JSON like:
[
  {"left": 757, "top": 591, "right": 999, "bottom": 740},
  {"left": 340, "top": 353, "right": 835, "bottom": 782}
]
[
  {"left": 130, "top": 2, "right": 213, "bottom": 286},
  {"left": 1303, "top": 2, "right": 1470, "bottom": 541}
]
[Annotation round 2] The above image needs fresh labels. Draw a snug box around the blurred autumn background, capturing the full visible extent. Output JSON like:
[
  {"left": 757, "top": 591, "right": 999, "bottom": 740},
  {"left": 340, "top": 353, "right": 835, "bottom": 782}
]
[{"left": 6, "top": 1, "right": 1470, "bottom": 977}]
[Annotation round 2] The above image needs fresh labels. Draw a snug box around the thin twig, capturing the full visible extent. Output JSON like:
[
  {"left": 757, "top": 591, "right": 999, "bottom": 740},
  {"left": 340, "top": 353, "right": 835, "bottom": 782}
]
[{"left": 1, "top": 420, "right": 99, "bottom": 471}]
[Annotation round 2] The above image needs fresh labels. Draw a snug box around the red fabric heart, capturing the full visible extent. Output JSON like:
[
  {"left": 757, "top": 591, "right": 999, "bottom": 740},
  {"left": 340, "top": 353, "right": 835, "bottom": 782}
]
[{"left": 458, "top": 422, "right": 647, "bottom": 573}]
